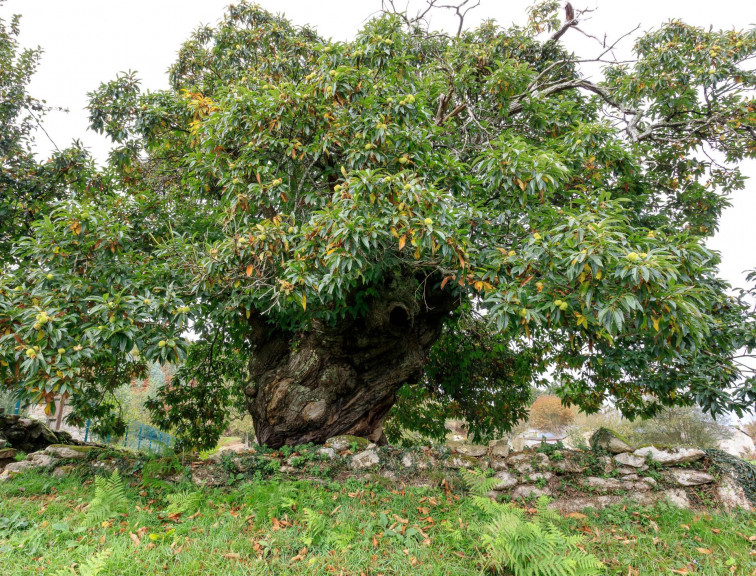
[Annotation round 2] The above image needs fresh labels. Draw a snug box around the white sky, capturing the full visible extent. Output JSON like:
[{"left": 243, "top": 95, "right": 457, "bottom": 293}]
[{"left": 3, "top": 0, "right": 756, "bottom": 290}]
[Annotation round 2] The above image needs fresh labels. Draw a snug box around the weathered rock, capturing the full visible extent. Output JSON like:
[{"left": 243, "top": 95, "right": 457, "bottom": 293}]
[
  {"left": 621, "top": 473, "right": 639, "bottom": 481},
  {"left": 581, "top": 476, "right": 623, "bottom": 491},
  {"left": 0, "top": 448, "right": 17, "bottom": 460},
  {"left": 550, "top": 453, "right": 587, "bottom": 474},
  {"left": 640, "top": 476, "right": 657, "bottom": 488},
  {"left": 717, "top": 477, "right": 752, "bottom": 511},
  {"left": 512, "top": 485, "right": 551, "bottom": 499},
  {"left": 451, "top": 443, "right": 488, "bottom": 458},
  {"left": 349, "top": 449, "right": 380, "bottom": 470},
  {"left": 52, "top": 465, "right": 75, "bottom": 478},
  {"left": 663, "top": 489, "right": 691, "bottom": 508},
  {"left": 633, "top": 446, "right": 705, "bottom": 466},
  {"left": 400, "top": 452, "right": 414, "bottom": 468},
  {"left": 317, "top": 447, "right": 337, "bottom": 460},
  {"left": 492, "top": 470, "right": 518, "bottom": 490},
  {"left": 380, "top": 470, "right": 398, "bottom": 482},
  {"left": 231, "top": 456, "right": 253, "bottom": 472},
  {"left": 507, "top": 452, "right": 549, "bottom": 474},
  {"left": 45, "top": 445, "right": 94, "bottom": 459},
  {"left": 447, "top": 454, "right": 479, "bottom": 469},
  {"left": 0, "top": 414, "right": 67, "bottom": 452},
  {"left": 666, "top": 469, "right": 716, "bottom": 486},
  {"left": 590, "top": 428, "right": 633, "bottom": 454},
  {"left": 624, "top": 480, "right": 652, "bottom": 492},
  {"left": 489, "top": 457, "right": 508, "bottom": 471},
  {"left": 488, "top": 439, "right": 510, "bottom": 459},
  {"left": 0, "top": 452, "right": 58, "bottom": 479},
  {"left": 614, "top": 453, "right": 646, "bottom": 468},
  {"left": 279, "top": 465, "right": 296, "bottom": 474},
  {"left": 191, "top": 464, "right": 228, "bottom": 487},
  {"left": 27, "top": 451, "right": 58, "bottom": 467},
  {"left": 527, "top": 471, "right": 554, "bottom": 482},
  {"left": 598, "top": 455, "right": 614, "bottom": 474},
  {"left": 400, "top": 451, "right": 438, "bottom": 469},
  {"left": 325, "top": 435, "right": 369, "bottom": 452}
]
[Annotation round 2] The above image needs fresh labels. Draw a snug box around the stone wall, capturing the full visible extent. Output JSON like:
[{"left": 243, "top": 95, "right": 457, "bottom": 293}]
[
  {"left": 0, "top": 406, "right": 77, "bottom": 468},
  {"left": 2, "top": 429, "right": 753, "bottom": 513}
]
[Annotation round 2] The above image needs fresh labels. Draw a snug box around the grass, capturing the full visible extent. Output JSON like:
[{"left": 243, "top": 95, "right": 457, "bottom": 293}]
[{"left": 0, "top": 467, "right": 754, "bottom": 575}]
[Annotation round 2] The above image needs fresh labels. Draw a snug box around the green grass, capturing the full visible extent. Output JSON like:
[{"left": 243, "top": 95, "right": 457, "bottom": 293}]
[{"left": 0, "top": 468, "right": 754, "bottom": 575}]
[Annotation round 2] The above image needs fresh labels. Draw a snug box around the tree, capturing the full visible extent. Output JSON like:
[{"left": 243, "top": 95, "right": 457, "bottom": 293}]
[
  {"left": 1, "top": 1, "right": 756, "bottom": 449},
  {"left": 528, "top": 395, "right": 575, "bottom": 433},
  {"left": 622, "top": 406, "right": 732, "bottom": 449}
]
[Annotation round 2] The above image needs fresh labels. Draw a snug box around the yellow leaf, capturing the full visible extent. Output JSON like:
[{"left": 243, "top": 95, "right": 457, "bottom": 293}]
[
  {"left": 340, "top": 165, "right": 348, "bottom": 178},
  {"left": 398, "top": 235, "right": 406, "bottom": 251},
  {"left": 246, "top": 265, "right": 254, "bottom": 277},
  {"left": 301, "top": 295, "right": 307, "bottom": 311},
  {"left": 414, "top": 247, "right": 421, "bottom": 260},
  {"left": 652, "top": 316, "right": 660, "bottom": 332}
]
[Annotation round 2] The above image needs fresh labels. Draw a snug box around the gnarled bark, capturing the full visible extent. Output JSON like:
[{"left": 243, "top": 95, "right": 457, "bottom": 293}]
[{"left": 244, "top": 279, "right": 457, "bottom": 447}]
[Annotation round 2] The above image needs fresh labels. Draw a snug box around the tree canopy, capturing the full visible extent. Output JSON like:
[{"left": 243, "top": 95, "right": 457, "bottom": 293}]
[{"left": 1, "top": 1, "right": 755, "bottom": 447}]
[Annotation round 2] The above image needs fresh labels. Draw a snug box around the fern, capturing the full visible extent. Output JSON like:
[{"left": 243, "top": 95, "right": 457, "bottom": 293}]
[
  {"left": 53, "top": 550, "right": 110, "bottom": 576},
  {"left": 165, "top": 490, "right": 203, "bottom": 515},
  {"left": 86, "top": 470, "right": 127, "bottom": 525},
  {"left": 300, "top": 507, "right": 328, "bottom": 547},
  {"left": 464, "top": 472, "right": 603, "bottom": 576},
  {"left": 462, "top": 468, "right": 503, "bottom": 496}
]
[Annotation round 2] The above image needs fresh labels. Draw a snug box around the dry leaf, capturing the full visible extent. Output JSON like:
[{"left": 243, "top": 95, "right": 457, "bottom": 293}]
[
  {"left": 696, "top": 547, "right": 712, "bottom": 555},
  {"left": 129, "top": 533, "right": 140, "bottom": 547}
]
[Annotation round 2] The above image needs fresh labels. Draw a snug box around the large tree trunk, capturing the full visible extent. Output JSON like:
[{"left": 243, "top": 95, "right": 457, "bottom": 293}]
[{"left": 244, "top": 279, "right": 457, "bottom": 447}]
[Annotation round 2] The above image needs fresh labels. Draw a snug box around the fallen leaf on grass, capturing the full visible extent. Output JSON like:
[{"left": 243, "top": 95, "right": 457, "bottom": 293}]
[
  {"left": 223, "top": 553, "right": 241, "bottom": 560},
  {"left": 696, "top": 547, "right": 712, "bottom": 555},
  {"left": 129, "top": 533, "right": 140, "bottom": 547},
  {"left": 290, "top": 547, "right": 308, "bottom": 563},
  {"left": 565, "top": 512, "right": 587, "bottom": 520}
]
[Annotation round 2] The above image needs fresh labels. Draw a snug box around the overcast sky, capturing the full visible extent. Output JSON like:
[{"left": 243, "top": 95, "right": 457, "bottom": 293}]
[{"left": 4, "top": 0, "right": 755, "bottom": 290}]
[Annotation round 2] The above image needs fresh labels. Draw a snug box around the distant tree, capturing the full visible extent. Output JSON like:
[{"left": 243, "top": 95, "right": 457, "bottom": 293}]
[
  {"left": 528, "top": 395, "right": 575, "bottom": 433},
  {"left": 624, "top": 406, "right": 732, "bottom": 449}
]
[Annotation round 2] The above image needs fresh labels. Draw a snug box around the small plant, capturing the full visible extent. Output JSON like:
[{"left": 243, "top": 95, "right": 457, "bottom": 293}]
[
  {"left": 536, "top": 440, "right": 565, "bottom": 457},
  {"left": 0, "top": 512, "right": 29, "bottom": 533},
  {"left": 52, "top": 549, "right": 110, "bottom": 576},
  {"left": 300, "top": 507, "right": 327, "bottom": 547},
  {"left": 86, "top": 470, "right": 127, "bottom": 525},
  {"left": 165, "top": 490, "right": 203, "bottom": 515},
  {"left": 462, "top": 469, "right": 603, "bottom": 576},
  {"left": 141, "top": 454, "right": 183, "bottom": 488}
]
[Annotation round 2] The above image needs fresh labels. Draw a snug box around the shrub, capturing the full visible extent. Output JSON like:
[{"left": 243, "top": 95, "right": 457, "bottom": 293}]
[{"left": 528, "top": 395, "right": 575, "bottom": 433}]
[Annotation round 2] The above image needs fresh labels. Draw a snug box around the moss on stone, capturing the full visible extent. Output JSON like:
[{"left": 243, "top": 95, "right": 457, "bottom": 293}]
[{"left": 47, "top": 444, "right": 97, "bottom": 453}]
